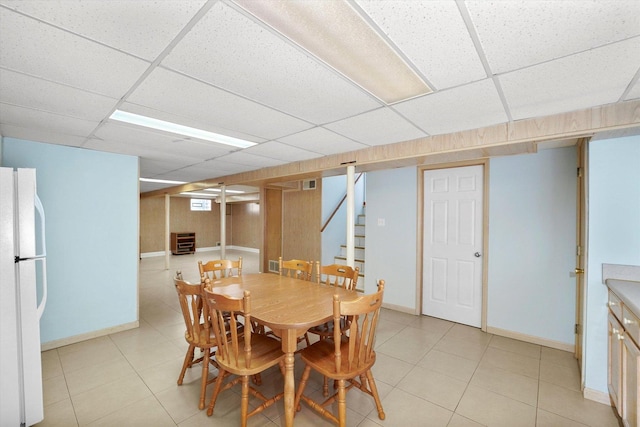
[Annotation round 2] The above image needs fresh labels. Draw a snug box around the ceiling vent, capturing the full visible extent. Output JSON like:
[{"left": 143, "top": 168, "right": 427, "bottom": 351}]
[{"left": 302, "top": 179, "right": 316, "bottom": 190}]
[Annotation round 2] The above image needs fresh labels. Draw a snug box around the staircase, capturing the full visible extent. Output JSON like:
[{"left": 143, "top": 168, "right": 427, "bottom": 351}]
[{"left": 333, "top": 214, "right": 365, "bottom": 291}]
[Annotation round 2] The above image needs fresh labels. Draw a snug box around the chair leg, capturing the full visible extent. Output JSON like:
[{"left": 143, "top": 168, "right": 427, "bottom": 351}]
[
  {"left": 337, "top": 379, "right": 347, "bottom": 427},
  {"left": 322, "top": 376, "right": 329, "bottom": 397},
  {"left": 198, "top": 347, "right": 210, "bottom": 410},
  {"left": 177, "top": 344, "right": 195, "bottom": 385},
  {"left": 206, "top": 368, "right": 226, "bottom": 416},
  {"left": 294, "top": 365, "right": 311, "bottom": 412},
  {"left": 365, "top": 370, "right": 385, "bottom": 420},
  {"left": 241, "top": 376, "right": 250, "bottom": 427}
]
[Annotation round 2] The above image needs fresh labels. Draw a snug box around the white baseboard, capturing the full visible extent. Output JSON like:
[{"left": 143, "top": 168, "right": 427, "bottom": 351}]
[
  {"left": 140, "top": 251, "right": 165, "bottom": 258},
  {"left": 583, "top": 387, "right": 612, "bottom": 405},
  {"left": 41, "top": 320, "right": 139, "bottom": 351},
  {"left": 141, "top": 246, "right": 258, "bottom": 258},
  {"left": 382, "top": 302, "right": 417, "bottom": 315},
  {"left": 486, "top": 326, "right": 574, "bottom": 352}
]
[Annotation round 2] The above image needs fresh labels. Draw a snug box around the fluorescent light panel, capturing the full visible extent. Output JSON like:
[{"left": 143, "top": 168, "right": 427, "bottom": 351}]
[
  {"left": 181, "top": 192, "right": 217, "bottom": 197},
  {"left": 234, "top": 0, "right": 432, "bottom": 104},
  {"left": 139, "top": 177, "right": 187, "bottom": 184},
  {"left": 110, "top": 110, "right": 257, "bottom": 149},
  {"left": 204, "top": 188, "right": 244, "bottom": 194}
]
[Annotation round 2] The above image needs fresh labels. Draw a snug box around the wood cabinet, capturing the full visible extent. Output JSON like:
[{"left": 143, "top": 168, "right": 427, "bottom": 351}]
[
  {"left": 608, "top": 287, "right": 640, "bottom": 427},
  {"left": 171, "top": 232, "right": 195, "bottom": 255}
]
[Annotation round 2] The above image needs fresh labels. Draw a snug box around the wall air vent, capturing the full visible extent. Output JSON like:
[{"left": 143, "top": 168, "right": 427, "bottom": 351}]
[
  {"left": 268, "top": 259, "right": 280, "bottom": 273},
  {"left": 302, "top": 179, "right": 316, "bottom": 190}
]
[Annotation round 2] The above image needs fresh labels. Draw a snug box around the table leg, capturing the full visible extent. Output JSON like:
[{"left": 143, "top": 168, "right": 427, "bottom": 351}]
[{"left": 281, "top": 330, "right": 297, "bottom": 427}]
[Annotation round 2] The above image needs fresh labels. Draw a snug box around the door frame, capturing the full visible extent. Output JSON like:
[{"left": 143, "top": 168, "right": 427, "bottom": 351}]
[
  {"left": 417, "top": 159, "right": 490, "bottom": 331},
  {"left": 575, "top": 138, "right": 589, "bottom": 385}
]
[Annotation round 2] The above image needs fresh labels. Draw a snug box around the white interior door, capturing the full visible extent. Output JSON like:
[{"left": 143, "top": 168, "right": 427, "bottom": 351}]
[{"left": 422, "top": 165, "right": 483, "bottom": 327}]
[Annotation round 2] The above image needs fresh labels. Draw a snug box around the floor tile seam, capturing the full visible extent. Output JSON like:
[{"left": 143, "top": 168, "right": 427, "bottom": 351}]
[
  {"left": 63, "top": 337, "right": 152, "bottom": 401},
  {"left": 486, "top": 345, "right": 543, "bottom": 361},
  {"left": 448, "top": 338, "right": 492, "bottom": 416},
  {"left": 78, "top": 394, "right": 171, "bottom": 427}
]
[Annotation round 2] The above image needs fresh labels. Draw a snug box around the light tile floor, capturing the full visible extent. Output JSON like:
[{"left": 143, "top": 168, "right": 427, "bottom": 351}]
[{"left": 36, "top": 250, "right": 621, "bottom": 426}]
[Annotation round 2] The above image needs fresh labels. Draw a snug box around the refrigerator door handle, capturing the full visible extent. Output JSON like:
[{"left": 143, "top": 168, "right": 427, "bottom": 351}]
[{"left": 34, "top": 195, "right": 47, "bottom": 320}]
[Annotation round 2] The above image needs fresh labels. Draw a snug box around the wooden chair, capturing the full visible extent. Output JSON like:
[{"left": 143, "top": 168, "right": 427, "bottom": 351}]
[
  {"left": 199, "top": 257, "right": 243, "bottom": 283},
  {"left": 203, "top": 287, "right": 285, "bottom": 426},
  {"left": 294, "top": 280, "right": 386, "bottom": 426},
  {"left": 308, "top": 264, "right": 360, "bottom": 341},
  {"left": 174, "top": 272, "right": 219, "bottom": 410},
  {"left": 278, "top": 257, "right": 314, "bottom": 281},
  {"left": 309, "top": 264, "right": 360, "bottom": 395},
  {"left": 278, "top": 256, "right": 314, "bottom": 347}
]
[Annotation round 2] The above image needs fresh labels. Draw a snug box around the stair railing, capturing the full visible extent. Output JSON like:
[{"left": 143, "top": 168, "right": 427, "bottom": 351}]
[{"left": 320, "top": 173, "right": 364, "bottom": 233}]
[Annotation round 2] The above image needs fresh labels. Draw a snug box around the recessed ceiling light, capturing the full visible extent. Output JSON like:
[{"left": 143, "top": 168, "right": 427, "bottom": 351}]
[
  {"left": 139, "top": 178, "right": 187, "bottom": 184},
  {"left": 233, "top": 0, "right": 432, "bottom": 104},
  {"left": 110, "top": 110, "right": 258, "bottom": 149}
]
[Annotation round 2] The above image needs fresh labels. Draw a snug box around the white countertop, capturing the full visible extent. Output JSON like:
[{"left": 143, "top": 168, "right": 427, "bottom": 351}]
[{"left": 607, "top": 279, "right": 640, "bottom": 317}]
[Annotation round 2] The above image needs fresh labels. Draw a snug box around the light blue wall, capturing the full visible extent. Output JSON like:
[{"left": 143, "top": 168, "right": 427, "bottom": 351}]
[
  {"left": 365, "top": 167, "right": 417, "bottom": 304},
  {"left": 365, "top": 149, "right": 578, "bottom": 342},
  {"left": 488, "top": 148, "right": 577, "bottom": 345},
  {"left": 321, "top": 174, "right": 365, "bottom": 267},
  {"left": 584, "top": 135, "right": 640, "bottom": 393},
  {"left": 2, "top": 138, "right": 139, "bottom": 345}
]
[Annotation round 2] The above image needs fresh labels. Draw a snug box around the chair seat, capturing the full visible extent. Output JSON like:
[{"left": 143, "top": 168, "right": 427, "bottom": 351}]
[
  {"left": 186, "top": 324, "right": 217, "bottom": 348},
  {"left": 299, "top": 339, "right": 376, "bottom": 380},
  {"left": 307, "top": 317, "right": 350, "bottom": 338},
  {"left": 216, "top": 333, "right": 284, "bottom": 376}
]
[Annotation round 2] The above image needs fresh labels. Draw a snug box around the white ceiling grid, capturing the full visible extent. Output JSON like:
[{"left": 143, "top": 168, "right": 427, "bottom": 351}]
[{"left": 0, "top": 0, "right": 638, "bottom": 194}]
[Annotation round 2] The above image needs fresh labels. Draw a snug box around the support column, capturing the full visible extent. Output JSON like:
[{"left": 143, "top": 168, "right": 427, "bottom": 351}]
[
  {"left": 346, "top": 165, "right": 355, "bottom": 268},
  {"left": 164, "top": 194, "right": 170, "bottom": 270},
  {"left": 220, "top": 185, "right": 226, "bottom": 259}
]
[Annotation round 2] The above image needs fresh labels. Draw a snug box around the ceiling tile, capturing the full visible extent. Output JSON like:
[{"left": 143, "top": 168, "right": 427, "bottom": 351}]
[
  {"left": 118, "top": 102, "right": 267, "bottom": 145},
  {"left": 466, "top": 0, "right": 640, "bottom": 74},
  {"left": 355, "top": 0, "right": 485, "bottom": 89},
  {"left": 85, "top": 137, "right": 199, "bottom": 167},
  {"left": 139, "top": 157, "right": 196, "bottom": 177},
  {"left": 0, "top": 124, "right": 87, "bottom": 147},
  {"left": 624, "top": 79, "right": 640, "bottom": 101},
  {"left": 1, "top": 0, "right": 206, "bottom": 60},
  {"left": 161, "top": 1, "right": 381, "bottom": 124},
  {"left": 94, "top": 122, "right": 234, "bottom": 160},
  {"left": 0, "top": 8, "right": 149, "bottom": 97},
  {"left": 244, "top": 141, "right": 322, "bottom": 162},
  {"left": 152, "top": 167, "right": 224, "bottom": 184},
  {"left": 0, "top": 69, "right": 118, "bottom": 121},
  {"left": 0, "top": 103, "right": 98, "bottom": 137},
  {"left": 393, "top": 79, "right": 507, "bottom": 136},
  {"left": 217, "top": 151, "right": 288, "bottom": 169},
  {"left": 325, "top": 107, "right": 427, "bottom": 146},
  {"left": 500, "top": 38, "right": 640, "bottom": 120},
  {"left": 277, "top": 127, "right": 367, "bottom": 155},
  {"left": 192, "top": 158, "right": 260, "bottom": 177},
  {"left": 125, "top": 68, "right": 313, "bottom": 140}
]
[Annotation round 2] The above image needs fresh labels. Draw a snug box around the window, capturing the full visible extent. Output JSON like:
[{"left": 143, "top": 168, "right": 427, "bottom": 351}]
[{"left": 190, "top": 199, "right": 211, "bottom": 211}]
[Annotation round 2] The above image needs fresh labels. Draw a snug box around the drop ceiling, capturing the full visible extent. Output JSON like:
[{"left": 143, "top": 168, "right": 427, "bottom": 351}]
[{"left": 0, "top": 0, "right": 639, "bottom": 195}]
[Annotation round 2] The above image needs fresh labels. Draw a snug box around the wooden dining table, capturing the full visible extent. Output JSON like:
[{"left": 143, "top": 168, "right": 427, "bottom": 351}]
[{"left": 206, "top": 272, "right": 359, "bottom": 427}]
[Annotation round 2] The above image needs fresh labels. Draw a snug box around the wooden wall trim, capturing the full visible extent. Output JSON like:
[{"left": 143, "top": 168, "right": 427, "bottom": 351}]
[{"left": 141, "top": 99, "right": 640, "bottom": 198}]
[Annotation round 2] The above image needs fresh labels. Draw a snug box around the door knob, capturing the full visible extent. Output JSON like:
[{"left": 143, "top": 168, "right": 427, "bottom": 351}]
[{"left": 474, "top": 252, "right": 481, "bottom": 258}]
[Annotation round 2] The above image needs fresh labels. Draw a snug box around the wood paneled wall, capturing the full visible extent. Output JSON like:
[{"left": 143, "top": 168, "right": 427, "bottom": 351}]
[
  {"left": 263, "top": 188, "right": 282, "bottom": 272},
  {"left": 282, "top": 182, "right": 322, "bottom": 264},
  {"left": 141, "top": 197, "right": 262, "bottom": 253},
  {"left": 231, "top": 202, "right": 260, "bottom": 248}
]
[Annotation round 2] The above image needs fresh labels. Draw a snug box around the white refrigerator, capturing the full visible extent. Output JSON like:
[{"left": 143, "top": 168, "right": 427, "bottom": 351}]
[{"left": 0, "top": 167, "right": 47, "bottom": 426}]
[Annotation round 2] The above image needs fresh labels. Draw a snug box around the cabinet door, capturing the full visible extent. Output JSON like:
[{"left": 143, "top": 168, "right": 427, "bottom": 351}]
[
  {"left": 623, "top": 335, "right": 639, "bottom": 427},
  {"left": 609, "top": 313, "right": 624, "bottom": 415}
]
